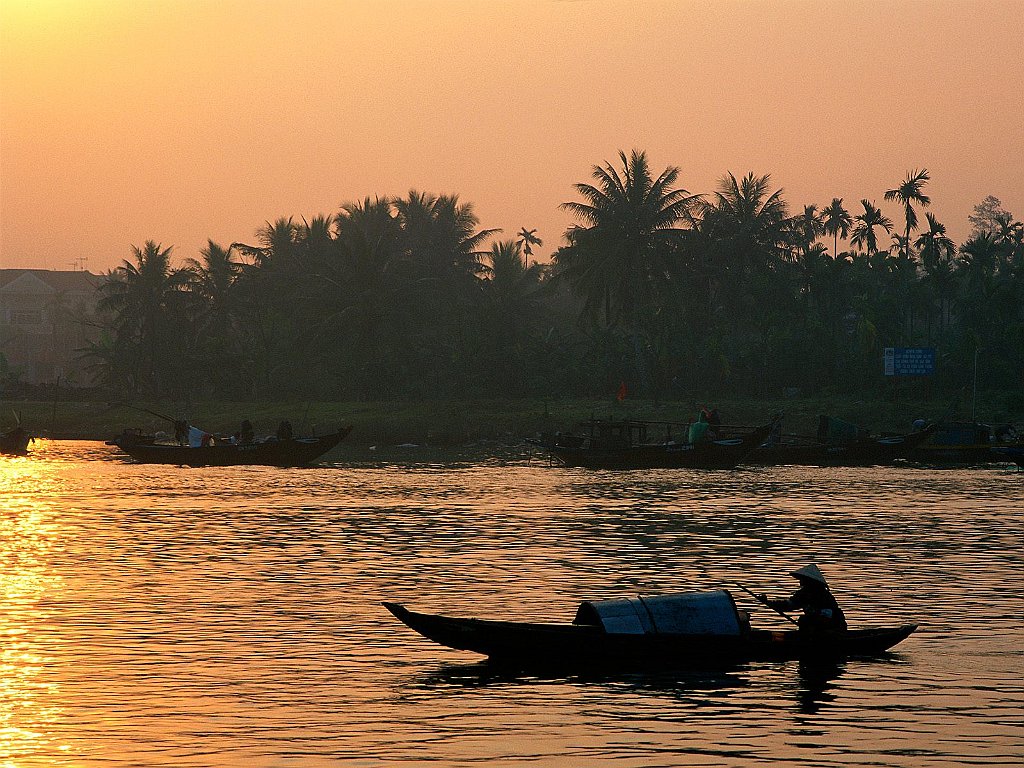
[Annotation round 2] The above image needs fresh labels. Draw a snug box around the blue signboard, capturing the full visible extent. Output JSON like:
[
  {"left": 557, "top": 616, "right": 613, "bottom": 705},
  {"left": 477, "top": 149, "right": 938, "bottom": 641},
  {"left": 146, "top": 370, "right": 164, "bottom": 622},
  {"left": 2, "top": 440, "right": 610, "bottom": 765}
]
[{"left": 883, "top": 347, "right": 936, "bottom": 376}]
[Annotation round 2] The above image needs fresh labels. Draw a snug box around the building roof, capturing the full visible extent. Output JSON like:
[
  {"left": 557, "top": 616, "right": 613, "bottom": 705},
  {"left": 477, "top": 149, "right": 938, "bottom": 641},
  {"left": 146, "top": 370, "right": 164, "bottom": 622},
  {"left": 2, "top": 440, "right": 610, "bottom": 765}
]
[{"left": 0, "top": 270, "right": 102, "bottom": 294}]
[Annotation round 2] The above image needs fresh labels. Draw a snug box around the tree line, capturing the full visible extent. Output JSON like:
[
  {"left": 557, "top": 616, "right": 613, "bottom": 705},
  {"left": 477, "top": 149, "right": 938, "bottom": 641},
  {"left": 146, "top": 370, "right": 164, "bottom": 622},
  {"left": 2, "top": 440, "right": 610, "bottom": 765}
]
[{"left": 81, "top": 151, "right": 1024, "bottom": 404}]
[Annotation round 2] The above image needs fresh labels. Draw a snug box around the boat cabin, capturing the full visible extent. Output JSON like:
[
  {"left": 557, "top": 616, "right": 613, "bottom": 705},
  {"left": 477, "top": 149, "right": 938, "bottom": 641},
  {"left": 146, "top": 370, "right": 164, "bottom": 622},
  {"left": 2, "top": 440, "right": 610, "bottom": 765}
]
[{"left": 573, "top": 590, "right": 747, "bottom": 636}]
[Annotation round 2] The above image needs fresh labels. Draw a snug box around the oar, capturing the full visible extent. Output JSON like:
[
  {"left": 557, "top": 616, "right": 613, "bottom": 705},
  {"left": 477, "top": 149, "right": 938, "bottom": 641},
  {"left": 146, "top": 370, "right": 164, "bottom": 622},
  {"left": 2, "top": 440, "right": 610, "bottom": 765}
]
[{"left": 734, "top": 582, "right": 800, "bottom": 627}]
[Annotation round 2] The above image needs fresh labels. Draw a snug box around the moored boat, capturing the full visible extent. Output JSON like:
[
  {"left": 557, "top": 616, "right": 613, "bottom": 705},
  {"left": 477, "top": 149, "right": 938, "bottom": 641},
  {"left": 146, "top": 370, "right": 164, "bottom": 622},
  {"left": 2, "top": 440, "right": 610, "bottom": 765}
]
[
  {"left": 383, "top": 589, "right": 916, "bottom": 668},
  {"left": 528, "top": 419, "right": 774, "bottom": 470},
  {"left": 111, "top": 425, "right": 352, "bottom": 466},
  {"left": 0, "top": 425, "right": 32, "bottom": 455},
  {"left": 910, "top": 421, "right": 1022, "bottom": 465},
  {"left": 745, "top": 422, "right": 937, "bottom": 467},
  {"left": 991, "top": 444, "right": 1023, "bottom": 467}
]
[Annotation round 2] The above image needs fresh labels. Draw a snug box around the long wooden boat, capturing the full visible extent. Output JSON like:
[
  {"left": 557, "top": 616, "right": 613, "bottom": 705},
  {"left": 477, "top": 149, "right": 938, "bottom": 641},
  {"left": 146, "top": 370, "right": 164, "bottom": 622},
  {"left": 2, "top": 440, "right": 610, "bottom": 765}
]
[
  {"left": 528, "top": 420, "right": 774, "bottom": 470},
  {"left": 383, "top": 591, "right": 916, "bottom": 668},
  {"left": 745, "top": 423, "right": 936, "bottom": 467},
  {"left": 910, "top": 421, "right": 1022, "bottom": 465},
  {"left": 111, "top": 426, "right": 352, "bottom": 466},
  {"left": 0, "top": 426, "right": 31, "bottom": 456}
]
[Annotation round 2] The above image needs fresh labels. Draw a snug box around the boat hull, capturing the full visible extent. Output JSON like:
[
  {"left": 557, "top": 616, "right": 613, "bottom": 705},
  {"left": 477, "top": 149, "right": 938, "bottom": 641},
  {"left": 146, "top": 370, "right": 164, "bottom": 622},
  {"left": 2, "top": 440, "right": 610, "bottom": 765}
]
[
  {"left": 113, "top": 427, "right": 352, "bottom": 466},
  {"left": 746, "top": 427, "right": 936, "bottom": 467},
  {"left": 0, "top": 429, "right": 31, "bottom": 456},
  {"left": 383, "top": 602, "right": 917, "bottom": 668},
  {"left": 532, "top": 423, "right": 773, "bottom": 470}
]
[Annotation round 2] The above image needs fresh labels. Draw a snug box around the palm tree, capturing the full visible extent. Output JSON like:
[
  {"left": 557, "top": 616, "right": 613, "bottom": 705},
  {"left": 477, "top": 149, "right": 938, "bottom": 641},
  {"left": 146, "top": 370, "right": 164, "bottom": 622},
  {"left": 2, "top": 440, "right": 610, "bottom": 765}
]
[
  {"left": 914, "top": 213, "right": 955, "bottom": 341},
  {"left": 884, "top": 168, "right": 931, "bottom": 260},
  {"left": 696, "top": 171, "right": 790, "bottom": 307},
  {"left": 850, "top": 200, "right": 893, "bottom": 255},
  {"left": 185, "top": 240, "right": 242, "bottom": 318},
  {"left": 822, "top": 198, "right": 852, "bottom": 257},
  {"left": 794, "top": 204, "right": 825, "bottom": 254},
  {"left": 97, "top": 240, "right": 192, "bottom": 396},
  {"left": 516, "top": 227, "right": 543, "bottom": 266},
  {"left": 557, "top": 149, "right": 697, "bottom": 328}
]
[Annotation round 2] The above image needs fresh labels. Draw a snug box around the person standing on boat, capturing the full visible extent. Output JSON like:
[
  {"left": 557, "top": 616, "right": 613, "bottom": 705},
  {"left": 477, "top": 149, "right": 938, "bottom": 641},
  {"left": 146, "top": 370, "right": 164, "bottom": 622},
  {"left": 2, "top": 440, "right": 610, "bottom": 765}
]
[{"left": 757, "top": 564, "right": 847, "bottom": 633}]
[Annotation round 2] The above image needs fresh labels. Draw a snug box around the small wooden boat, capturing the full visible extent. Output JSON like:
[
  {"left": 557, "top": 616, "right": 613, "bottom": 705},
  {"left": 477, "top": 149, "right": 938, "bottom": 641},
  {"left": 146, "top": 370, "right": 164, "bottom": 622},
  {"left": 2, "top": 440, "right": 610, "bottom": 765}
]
[
  {"left": 528, "top": 420, "right": 774, "bottom": 470},
  {"left": 384, "top": 590, "right": 916, "bottom": 668},
  {"left": 111, "top": 426, "right": 352, "bottom": 466},
  {"left": 746, "top": 423, "right": 937, "bottom": 467},
  {"left": 0, "top": 425, "right": 32, "bottom": 456}
]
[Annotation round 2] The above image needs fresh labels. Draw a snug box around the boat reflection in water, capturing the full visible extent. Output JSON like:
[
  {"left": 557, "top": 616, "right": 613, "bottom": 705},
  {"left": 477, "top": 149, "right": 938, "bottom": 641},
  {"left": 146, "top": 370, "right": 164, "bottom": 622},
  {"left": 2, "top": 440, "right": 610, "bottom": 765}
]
[{"left": 408, "top": 655, "right": 856, "bottom": 717}]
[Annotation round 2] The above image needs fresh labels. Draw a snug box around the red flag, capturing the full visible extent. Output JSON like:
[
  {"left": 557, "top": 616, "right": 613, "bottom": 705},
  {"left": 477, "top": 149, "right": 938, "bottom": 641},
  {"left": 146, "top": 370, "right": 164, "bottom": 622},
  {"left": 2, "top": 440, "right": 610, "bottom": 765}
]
[{"left": 616, "top": 381, "right": 627, "bottom": 401}]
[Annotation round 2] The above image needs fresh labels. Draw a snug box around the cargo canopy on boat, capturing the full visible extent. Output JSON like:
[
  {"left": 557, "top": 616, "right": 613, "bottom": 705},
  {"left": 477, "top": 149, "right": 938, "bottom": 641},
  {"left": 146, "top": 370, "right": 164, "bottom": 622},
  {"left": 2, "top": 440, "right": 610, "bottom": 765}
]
[{"left": 573, "top": 590, "right": 743, "bottom": 636}]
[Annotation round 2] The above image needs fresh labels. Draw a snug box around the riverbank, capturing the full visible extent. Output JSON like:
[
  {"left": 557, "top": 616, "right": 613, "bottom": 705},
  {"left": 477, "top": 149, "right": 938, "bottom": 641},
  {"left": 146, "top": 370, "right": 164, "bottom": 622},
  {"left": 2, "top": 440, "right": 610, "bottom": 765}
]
[{"left": 5, "top": 392, "right": 1021, "bottom": 446}]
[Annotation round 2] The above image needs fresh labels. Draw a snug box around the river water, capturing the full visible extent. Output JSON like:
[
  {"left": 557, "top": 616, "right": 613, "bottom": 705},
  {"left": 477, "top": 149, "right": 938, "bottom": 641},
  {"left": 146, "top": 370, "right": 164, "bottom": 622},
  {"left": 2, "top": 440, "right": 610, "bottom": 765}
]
[{"left": 1, "top": 440, "right": 1021, "bottom": 767}]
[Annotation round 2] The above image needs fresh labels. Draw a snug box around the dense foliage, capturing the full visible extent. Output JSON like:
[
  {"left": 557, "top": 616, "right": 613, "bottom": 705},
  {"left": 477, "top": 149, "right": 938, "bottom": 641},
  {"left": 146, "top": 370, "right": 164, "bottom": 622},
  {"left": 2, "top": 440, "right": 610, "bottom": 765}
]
[{"left": 83, "top": 157, "right": 1024, "bottom": 403}]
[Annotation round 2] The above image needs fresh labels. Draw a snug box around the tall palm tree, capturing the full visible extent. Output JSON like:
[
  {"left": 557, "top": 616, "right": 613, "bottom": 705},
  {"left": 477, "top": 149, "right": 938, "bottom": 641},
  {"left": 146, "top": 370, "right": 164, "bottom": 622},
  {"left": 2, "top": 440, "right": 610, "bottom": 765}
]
[
  {"left": 822, "top": 198, "right": 852, "bottom": 257},
  {"left": 884, "top": 168, "right": 930, "bottom": 260},
  {"left": 850, "top": 200, "right": 893, "bottom": 255},
  {"left": 557, "top": 149, "right": 697, "bottom": 328},
  {"left": 516, "top": 227, "right": 543, "bottom": 266},
  {"left": 915, "top": 213, "right": 956, "bottom": 339},
  {"left": 794, "top": 204, "right": 825, "bottom": 254}
]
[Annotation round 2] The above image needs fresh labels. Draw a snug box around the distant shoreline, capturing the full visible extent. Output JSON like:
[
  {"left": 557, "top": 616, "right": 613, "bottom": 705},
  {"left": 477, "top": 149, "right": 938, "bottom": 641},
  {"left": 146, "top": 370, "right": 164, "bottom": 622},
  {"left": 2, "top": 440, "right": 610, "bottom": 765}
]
[{"left": 6, "top": 393, "right": 1021, "bottom": 447}]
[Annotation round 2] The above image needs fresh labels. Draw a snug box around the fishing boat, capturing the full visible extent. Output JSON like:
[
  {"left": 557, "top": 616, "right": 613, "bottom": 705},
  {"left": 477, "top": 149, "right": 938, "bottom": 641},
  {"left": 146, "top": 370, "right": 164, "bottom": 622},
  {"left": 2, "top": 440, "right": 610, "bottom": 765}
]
[
  {"left": 0, "top": 425, "right": 31, "bottom": 455},
  {"left": 528, "top": 419, "right": 774, "bottom": 470},
  {"left": 745, "top": 423, "right": 937, "bottom": 467},
  {"left": 910, "top": 421, "right": 1022, "bottom": 465},
  {"left": 110, "top": 425, "right": 352, "bottom": 467},
  {"left": 383, "top": 590, "right": 916, "bottom": 668}
]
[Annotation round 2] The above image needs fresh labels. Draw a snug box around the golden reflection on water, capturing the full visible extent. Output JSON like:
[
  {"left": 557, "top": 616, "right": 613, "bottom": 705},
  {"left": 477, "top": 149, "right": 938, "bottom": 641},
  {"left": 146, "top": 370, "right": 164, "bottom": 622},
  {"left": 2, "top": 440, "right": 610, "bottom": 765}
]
[
  {"left": 0, "top": 441, "right": 1021, "bottom": 766},
  {"left": 0, "top": 448, "right": 67, "bottom": 766}
]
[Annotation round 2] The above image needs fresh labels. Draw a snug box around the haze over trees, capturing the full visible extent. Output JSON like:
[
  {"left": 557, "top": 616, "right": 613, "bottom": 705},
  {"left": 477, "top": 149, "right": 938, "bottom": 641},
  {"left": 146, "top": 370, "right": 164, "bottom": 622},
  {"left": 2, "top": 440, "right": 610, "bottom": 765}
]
[{"left": 83, "top": 154, "right": 1024, "bottom": 404}]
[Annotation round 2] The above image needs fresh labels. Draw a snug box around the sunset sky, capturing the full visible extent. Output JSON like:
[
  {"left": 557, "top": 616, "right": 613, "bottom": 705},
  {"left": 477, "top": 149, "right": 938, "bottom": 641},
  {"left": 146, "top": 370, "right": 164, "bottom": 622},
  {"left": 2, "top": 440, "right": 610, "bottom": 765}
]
[{"left": 1, "top": 0, "right": 1022, "bottom": 272}]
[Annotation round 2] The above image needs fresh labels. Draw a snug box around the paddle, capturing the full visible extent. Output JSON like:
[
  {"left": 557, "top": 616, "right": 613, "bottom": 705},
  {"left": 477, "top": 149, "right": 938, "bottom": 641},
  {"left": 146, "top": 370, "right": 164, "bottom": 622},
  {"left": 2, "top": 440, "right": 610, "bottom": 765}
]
[{"left": 734, "top": 582, "right": 800, "bottom": 627}]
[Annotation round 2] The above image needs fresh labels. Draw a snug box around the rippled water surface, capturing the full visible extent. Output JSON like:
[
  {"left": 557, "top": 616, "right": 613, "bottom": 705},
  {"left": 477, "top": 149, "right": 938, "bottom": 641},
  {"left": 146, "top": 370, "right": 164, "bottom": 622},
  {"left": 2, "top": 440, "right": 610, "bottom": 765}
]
[{"left": 1, "top": 440, "right": 1022, "bottom": 766}]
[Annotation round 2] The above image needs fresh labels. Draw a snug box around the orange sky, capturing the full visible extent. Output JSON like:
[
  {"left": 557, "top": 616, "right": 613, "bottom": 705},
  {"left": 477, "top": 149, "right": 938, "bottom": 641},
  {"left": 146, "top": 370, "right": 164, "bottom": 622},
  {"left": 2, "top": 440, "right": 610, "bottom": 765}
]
[{"left": 1, "top": 0, "right": 1022, "bottom": 272}]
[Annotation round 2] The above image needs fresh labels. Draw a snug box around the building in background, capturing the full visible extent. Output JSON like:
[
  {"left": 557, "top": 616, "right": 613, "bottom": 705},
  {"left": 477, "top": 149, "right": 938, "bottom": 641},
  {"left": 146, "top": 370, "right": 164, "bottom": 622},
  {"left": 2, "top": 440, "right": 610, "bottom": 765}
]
[{"left": 0, "top": 269, "right": 102, "bottom": 386}]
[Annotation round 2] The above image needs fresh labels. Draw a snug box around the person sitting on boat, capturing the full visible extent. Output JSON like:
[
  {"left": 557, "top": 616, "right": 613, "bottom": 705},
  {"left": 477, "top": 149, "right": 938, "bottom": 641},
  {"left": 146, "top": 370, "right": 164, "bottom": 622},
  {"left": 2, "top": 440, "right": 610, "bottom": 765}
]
[
  {"left": 689, "top": 410, "right": 710, "bottom": 444},
  {"left": 174, "top": 419, "right": 189, "bottom": 446},
  {"left": 238, "top": 419, "right": 255, "bottom": 444},
  {"left": 276, "top": 420, "right": 294, "bottom": 440},
  {"left": 757, "top": 564, "right": 847, "bottom": 634},
  {"left": 188, "top": 425, "right": 213, "bottom": 447},
  {"left": 706, "top": 407, "right": 722, "bottom": 438}
]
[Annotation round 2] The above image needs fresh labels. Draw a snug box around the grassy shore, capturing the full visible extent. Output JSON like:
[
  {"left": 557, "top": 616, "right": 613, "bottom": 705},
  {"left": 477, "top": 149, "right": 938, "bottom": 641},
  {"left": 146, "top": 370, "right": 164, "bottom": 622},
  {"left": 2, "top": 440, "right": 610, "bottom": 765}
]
[{"left": 5, "top": 391, "right": 1021, "bottom": 446}]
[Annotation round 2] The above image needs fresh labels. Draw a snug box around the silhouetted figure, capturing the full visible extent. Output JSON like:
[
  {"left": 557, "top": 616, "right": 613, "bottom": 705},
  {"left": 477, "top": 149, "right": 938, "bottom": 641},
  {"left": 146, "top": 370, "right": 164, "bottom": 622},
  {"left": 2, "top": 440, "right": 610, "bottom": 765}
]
[
  {"left": 239, "top": 419, "right": 255, "bottom": 444},
  {"left": 174, "top": 420, "right": 189, "bottom": 446},
  {"left": 276, "top": 420, "right": 293, "bottom": 440},
  {"left": 758, "top": 564, "right": 847, "bottom": 634},
  {"left": 707, "top": 407, "right": 722, "bottom": 438}
]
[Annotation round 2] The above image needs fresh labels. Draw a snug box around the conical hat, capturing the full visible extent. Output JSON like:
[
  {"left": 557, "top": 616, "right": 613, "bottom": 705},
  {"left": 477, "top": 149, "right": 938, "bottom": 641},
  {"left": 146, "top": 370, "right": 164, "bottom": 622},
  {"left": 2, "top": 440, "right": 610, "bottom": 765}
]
[{"left": 790, "top": 564, "right": 828, "bottom": 586}]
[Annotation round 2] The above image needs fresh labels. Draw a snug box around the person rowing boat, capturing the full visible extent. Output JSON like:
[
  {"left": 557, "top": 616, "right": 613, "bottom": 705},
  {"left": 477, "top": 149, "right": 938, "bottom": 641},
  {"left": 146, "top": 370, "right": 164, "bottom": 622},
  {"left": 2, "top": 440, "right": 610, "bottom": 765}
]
[{"left": 756, "top": 564, "right": 848, "bottom": 634}]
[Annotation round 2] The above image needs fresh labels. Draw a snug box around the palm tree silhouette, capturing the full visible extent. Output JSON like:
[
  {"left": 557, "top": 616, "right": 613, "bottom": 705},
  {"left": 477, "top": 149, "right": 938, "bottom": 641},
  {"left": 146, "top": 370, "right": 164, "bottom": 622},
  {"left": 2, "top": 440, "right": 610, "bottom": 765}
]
[
  {"left": 516, "top": 227, "right": 543, "bottom": 266},
  {"left": 557, "top": 149, "right": 697, "bottom": 327},
  {"left": 850, "top": 200, "right": 893, "bottom": 255},
  {"left": 822, "top": 198, "right": 852, "bottom": 257},
  {"left": 884, "top": 169, "right": 931, "bottom": 260}
]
